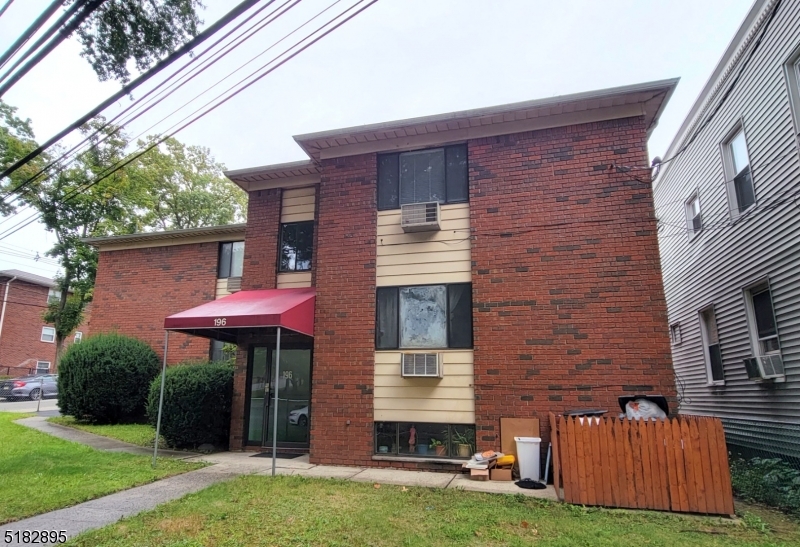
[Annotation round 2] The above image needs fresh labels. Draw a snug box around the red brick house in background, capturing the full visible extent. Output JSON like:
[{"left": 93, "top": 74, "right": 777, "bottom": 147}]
[
  {"left": 87, "top": 80, "right": 679, "bottom": 471},
  {"left": 0, "top": 269, "right": 90, "bottom": 376}
]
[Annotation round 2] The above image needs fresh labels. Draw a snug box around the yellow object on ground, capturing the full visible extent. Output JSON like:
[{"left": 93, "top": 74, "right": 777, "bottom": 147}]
[{"left": 496, "top": 454, "right": 515, "bottom": 466}]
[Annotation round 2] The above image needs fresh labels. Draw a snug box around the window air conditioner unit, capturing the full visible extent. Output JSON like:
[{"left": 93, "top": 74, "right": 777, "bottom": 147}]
[
  {"left": 401, "top": 353, "right": 443, "bottom": 378},
  {"left": 742, "top": 355, "right": 785, "bottom": 381},
  {"left": 400, "top": 201, "right": 441, "bottom": 233},
  {"left": 226, "top": 277, "right": 242, "bottom": 293}
]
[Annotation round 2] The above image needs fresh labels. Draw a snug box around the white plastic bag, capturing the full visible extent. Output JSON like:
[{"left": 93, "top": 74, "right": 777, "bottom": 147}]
[{"left": 625, "top": 398, "right": 667, "bottom": 420}]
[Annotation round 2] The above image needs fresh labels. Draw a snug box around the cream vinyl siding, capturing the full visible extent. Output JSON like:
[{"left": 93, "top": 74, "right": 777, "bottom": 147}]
[
  {"left": 281, "top": 186, "right": 315, "bottom": 223},
  {"left": 376, "top": 203, "right": 471, "bottom": 287},
  {"left": 277, "top": 272, "right": 312, "bottom": 288},
  {"left": 374, "top": 350, "right": 475, "bottom": 423},
  {"left": 215, "top": 278, "right": 231, "bottom": 298}
]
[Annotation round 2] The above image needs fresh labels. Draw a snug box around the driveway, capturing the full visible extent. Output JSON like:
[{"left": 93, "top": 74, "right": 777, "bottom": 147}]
[{"left": 0, "top": 397, "right": 59, "bottom": 414}]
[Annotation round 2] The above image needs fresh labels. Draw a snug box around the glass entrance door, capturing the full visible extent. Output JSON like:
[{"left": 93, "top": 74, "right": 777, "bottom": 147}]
[{"left": 246, "top": 346, "right": 312, "bottom": 448}]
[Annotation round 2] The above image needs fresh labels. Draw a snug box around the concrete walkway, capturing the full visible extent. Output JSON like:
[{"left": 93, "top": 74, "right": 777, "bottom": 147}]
[{"left": 2, "top": 419, "right": 557, "bottom": 546}]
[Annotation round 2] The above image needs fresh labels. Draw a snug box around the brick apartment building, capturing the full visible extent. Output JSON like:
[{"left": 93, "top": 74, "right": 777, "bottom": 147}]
[
  {"left": 87, "top": 80, "right": 678, "bottom": 470},
  {"left": 0, "top": 269, "right": 89, "bottom": 377}
]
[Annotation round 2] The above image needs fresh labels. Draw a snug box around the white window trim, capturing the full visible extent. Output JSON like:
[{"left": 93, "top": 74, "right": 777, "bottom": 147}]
[
  {"left": 720, "top": 122, "right": 756, "bottom": 220},
  {"left": 684, "top": 192, "right": 702, "bottom": 239},
  {"left": 36, "top": 361, "right": 51, "bottom": 373},
  {"left": 783, "top": 42, "right": 800, "bottom": 147},
  {"left": 698, "top": 305, "right": 724, "bottom": 386},
  {"left": 742, "top": 279, "right": 782, "bottom": 361},
  {"left": 41, "top": 326, "right": 56, "bottom": 343}
]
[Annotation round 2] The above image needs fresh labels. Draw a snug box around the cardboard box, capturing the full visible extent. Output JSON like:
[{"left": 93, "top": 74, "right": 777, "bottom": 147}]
[
  {"left": 490, "top": 468, "right": 513, "bottom": 481},
  {"left": 469, "top": 468, "right": 489, "bottom": 481}
]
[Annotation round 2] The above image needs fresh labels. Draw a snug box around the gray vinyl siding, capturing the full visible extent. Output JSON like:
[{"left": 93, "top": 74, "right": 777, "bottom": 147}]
[{"left": 653, "top": 0, "right": 800, "bottom": 458}]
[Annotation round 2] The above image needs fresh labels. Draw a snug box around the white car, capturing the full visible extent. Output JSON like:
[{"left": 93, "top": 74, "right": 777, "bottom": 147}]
[{"left": 288, "top": 406, "right": 308, "bottom": 427}]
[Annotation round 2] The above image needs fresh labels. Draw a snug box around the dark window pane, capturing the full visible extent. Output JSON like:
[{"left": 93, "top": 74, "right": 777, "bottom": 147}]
[
  {"left": 295, "top": 222, "right": 314, "bottom": 271},
  {"left": 280, "top": 224, "right": 296, "bottom": 271},
  {"left": 280, "top": 223, "right": 313, "bottom": 272},
  {"left": 376, "top": 287, "right": 399, "bottom": 349},
  {"left": 378, "top": 154, "right": 400, "bottom": 210},
  {"left": 709, "top": 344, "right": 724, "bottom": 382},
  {"left": 445, "top": 144, "right": 469, "bottom": 203},
  {"left": 400, "top": 149, "right": 446, "bottom": 206},
  {"left": 734, "top": 167, "right": 755, "bottom": 212},
  {"left": 218, "top": 243, "right": 232, "bottom": 278},
  {"left": 399, "top": 285, "right": 447, "bottom": 348},
  {"left": 448, "top": 283, "right": 473, "bottom": 348},
  {"left": 752, "top": 289, "right": 777, "bottom": 339}
]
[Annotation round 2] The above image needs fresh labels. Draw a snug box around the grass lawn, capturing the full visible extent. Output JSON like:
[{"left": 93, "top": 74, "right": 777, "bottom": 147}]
[
  {"left": 49, "top": 416, "right": 164, "bottom": 447},
  {"left": 0, "top": 412, "right": 203, "bottom": 524},
  {"left": 68, "top": 475, "right": 800, "bottom": 547}
]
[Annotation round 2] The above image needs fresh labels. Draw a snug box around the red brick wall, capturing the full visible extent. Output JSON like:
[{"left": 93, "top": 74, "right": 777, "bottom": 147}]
[
  {"left": 90, "top": 243, "right": 218, "bottom": 364},
  {"left": 309, "top": 154, "right": 377, "bottom": 466},
  {"left": 241, "top": 188, "right": 281, "bottom": 291},
  {"left": 468, "top": 116, "right": 676, "bottom": 450}
]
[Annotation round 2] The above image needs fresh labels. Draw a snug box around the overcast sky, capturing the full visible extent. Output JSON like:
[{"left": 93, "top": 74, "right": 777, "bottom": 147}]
[{"left": 0, "top": 0, "right": 753, "bottom": 278}]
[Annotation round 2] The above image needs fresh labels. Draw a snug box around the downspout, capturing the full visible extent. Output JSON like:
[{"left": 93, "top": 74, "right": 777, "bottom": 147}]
[{"left": 0, "top": 276, "right": 17, "bottom": 354}]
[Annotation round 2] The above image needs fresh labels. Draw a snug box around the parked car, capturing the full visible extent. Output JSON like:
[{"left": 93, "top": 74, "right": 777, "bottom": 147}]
[
  {"left": 288, "top": 406, "right": 308, "bottom": 427},
  {"left": 0, "top": 374, "right": 58, "bottom": 401}
]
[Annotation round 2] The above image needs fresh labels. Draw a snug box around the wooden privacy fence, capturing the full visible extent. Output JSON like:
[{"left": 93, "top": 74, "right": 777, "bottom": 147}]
[{"left": 549, "top": 413, "right": 735, "bottom": 515}]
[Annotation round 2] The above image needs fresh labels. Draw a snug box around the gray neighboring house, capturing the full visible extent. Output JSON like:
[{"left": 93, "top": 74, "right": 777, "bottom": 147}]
[{"left": 654, "top": 0, "right": 800, "bottom": 461}]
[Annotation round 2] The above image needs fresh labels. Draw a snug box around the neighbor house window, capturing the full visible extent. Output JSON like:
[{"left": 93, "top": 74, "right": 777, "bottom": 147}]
[
  {"left": 74, "top": 331, "right": 83, "bottom": 343},
  {"left": 376, "top": 284, "right": 472, "bottom": 349},
  {"left": 783, "top": 43, "right": 800, "bottom": 134},
  {"left": 218, "top": 241, "right": 244, "bottom": 278},
  {"left": 41, "top": 327, "right": 55, "bottom": 343},
  {"left": 47, "top": 288, "right": 61, "bottom": 303},
  {"left": 723, "top": 127, "right": 755, "bottom": 215},
  {"left": 378, "top": 144, "right": 468, "bottom": 210},
  {"left": 699, "top": 306, "right": 724, "bottom": 384},
  {"left": 744, "top": 282, "right": 780, "bottom": 357},
  {"left": 36, "top": 361, "right": 50, "bottom": 373},
  {"left": 670, "top": 323, "right": 682, "bottom": 345},
  {"left": 279, "top": 221, "right": 314, "bottom": 272},
  {"left": 685, "top": 194, "right": 702, "bottom": 236}
]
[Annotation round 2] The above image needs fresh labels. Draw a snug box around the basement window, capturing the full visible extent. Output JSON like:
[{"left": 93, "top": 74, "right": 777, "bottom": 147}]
[
  {"left": 375, "top": 422, "right": 475, "bottom": 459},
  {"left": 36, "top": 361, "right": 50, "bottom": 374}
]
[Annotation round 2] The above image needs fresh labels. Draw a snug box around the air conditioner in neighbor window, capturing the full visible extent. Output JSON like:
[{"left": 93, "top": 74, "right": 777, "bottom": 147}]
[
  {"left": 401, "top": 353, "right": 443, "bottom": 378},
  {"left": 226, "top": 277, "right": 242, "bottom": 293},
  {"left": 400, "top": 201, "right": 441, "bottom": 233},
  {"left": 742, "top": 355, "right": 785, "bottom": 381}
]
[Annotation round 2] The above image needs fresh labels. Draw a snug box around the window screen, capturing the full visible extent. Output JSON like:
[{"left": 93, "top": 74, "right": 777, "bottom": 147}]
[
  {"left": 280, "top": 222, "right": 314, "bottom": 272},
  {"left": 448, "top": 283, "right": 473, "bottom": 348},
  {"left": 400, "top": 149, "right": 446, "bottom": 206},
  {"left": 752, "top": 289, "right": 777, "bottom": 340},
  {"left": 445, "top": 144, "right": 469, "bottom": 203},
  {"left": 218, "top": 243, "right": 232, "bottom": 278},
  {"left": 399, "top": 285, "right": 447, "bottom": 348},
  {"left": 378, "top": 145, "right": 468, "bottom": 210},
  {"left": 376, "top": 288, "right": 399, "bottom": 349},
  {"left": 377, "top": 153, "right": 400, "bottom": 210}
]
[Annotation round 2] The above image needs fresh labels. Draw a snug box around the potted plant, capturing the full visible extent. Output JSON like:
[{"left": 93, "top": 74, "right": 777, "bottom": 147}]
[
  {"left": 451, "top": 428, "right": 475, "bottom": 458},
  {"left": 429, "top": 438, "right": 446, "bottom": 456}
]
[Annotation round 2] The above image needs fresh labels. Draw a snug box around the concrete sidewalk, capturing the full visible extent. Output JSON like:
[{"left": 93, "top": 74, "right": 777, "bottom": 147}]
[
  {"left": 2, "top": 418, "right": 557, "bottom": 546},
  {"left": 18, "top": 416, "right": 198, "bottom": 459}
]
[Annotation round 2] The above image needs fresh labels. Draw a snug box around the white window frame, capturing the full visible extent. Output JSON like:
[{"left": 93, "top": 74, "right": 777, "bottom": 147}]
[
  {"left": 684, "top": 193, "right": 702, "bottom": 238},
  {"left": 41, "top": 326, "right": 56, "bottom": 343},
  {"left": 74, "top": 331, "right": 83, "bottom": 343},
  {"left": 669, "top": 323, "right": 682, "bottom": 345},
  {"left": 720, "top": 122, "right": 756, "bottom": 219},
  {"left": 698, "top": 305, "right": 724, "bottom": 386},
  {"left": 47, "top": 288, "right": 61, "bottom": 304},
  {"left": 743, "top": 279, "right": 782, "bottom": 360},
  {"left": 36, "top": 361, "right": 50, "bottom": 373},
  {"left": 783, "top": 42, "right": 800, "bottom": 145}
]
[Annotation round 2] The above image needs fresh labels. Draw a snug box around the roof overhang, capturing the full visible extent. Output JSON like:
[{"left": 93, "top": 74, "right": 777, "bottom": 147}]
[
  {"left": 294, "top": 79, "right": 679, "bottom": 162},
  {"left": 224, "top": 160, "right": 321, "bottom": 193},
  {"left": 83, "top": 224, "right": 246, "bottom": 252},
  {"left": 164, "top": 288, "right": 316, "bottom": 339}
]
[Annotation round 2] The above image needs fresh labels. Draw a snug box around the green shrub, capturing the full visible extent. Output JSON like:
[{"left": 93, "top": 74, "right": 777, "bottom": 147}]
[
  {"left": 730, "top": 456, "right": 800, "bottom": 516},
  {"left": 146, "top": 361, "right": 234, "bottom": 449},
  {"left": 58, "top": 333, "right": 160, "bottom": 424}
]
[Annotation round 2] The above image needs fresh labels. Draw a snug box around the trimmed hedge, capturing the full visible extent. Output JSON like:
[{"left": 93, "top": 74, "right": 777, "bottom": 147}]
[
  {"left": 58, "top": 333, "right": 160, "bottom": 424},
  {"left": 146, "top": 362, "right": 234, "bottom": 449}
]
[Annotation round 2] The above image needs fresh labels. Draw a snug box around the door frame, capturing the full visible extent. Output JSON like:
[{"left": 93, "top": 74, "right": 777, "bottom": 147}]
[{"left": 243, "top": 341, "right": 313, "bottom": 449}]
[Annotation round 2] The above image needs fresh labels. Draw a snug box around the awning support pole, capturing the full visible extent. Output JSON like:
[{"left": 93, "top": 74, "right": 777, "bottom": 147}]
[
  {"left": 153, "top": 330, "right": 169, "bottom": 468},
  {"left": 272, "top": 326, "right": 281, "bottom": 477}
]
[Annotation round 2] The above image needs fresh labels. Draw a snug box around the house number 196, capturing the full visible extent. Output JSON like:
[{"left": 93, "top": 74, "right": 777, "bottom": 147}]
[{"left": 214, "top": 318, "right": 227, "bottom": 326}]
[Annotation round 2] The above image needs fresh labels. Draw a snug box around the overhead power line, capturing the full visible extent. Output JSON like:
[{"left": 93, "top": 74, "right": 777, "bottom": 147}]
[
  {"left": 0, "top": 0, "right": 62, "bottom": 71},
  {"left": 0, "top": 0, "right": 17, "bottom": 19},
  {"left": 0, "top": 0, "right": 264, "bottom": 185}
]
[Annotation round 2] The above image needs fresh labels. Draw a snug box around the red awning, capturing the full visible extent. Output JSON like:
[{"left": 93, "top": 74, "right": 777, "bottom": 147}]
[{"left": 164, "top": 288, "right": 315, "bottom": 337}]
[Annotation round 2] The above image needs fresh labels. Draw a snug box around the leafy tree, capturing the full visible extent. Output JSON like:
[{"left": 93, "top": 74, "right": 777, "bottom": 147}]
[
  {"left": 0, "top": 100, "right": 43, "bottom": 215},
  {"left": 73, "top": 0, "right": 205, "bottom": 84},
  {"left": 125, "top": 136, "right": 247, "bottom": 230}
]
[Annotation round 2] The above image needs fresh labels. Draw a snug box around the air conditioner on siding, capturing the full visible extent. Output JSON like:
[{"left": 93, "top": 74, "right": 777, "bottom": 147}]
[
  {"left": 401, "top": 353, "right": 443, "bottom": 378},
  {"left": 742, "top": 354, "right": 785, "bottom": 381},
  {"left": 226, "top": 277, "right": 242, "bottom": 293},
  {"left": 400, "top": 201, "right": 441, "bottom": 232}
]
